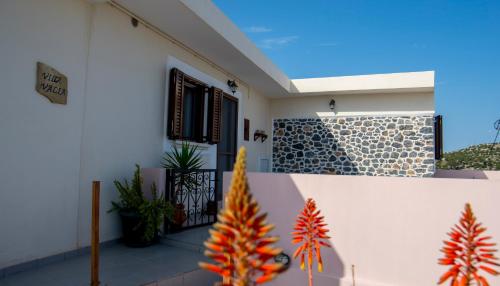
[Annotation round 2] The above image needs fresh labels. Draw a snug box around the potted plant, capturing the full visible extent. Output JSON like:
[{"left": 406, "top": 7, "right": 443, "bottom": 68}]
[
  {"left": 162, "top": 141, "right": 204, "bottom": 188},
  {"left": 109, "top": 164, "right": 173, "bottom": 247},
  {"left": 162, "top": 142, "right": 204, "bottom": 228}
]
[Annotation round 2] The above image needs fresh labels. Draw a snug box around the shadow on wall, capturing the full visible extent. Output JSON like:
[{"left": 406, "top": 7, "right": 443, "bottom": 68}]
[
  {"left": 272, "top": 118, "right": 359, "bottom": 175},
  {"left": 227, "top": 171, "right": 500, "bottom": 286},
  {"left": 231, "top": 174, "right": 346, "bottom": 286}
]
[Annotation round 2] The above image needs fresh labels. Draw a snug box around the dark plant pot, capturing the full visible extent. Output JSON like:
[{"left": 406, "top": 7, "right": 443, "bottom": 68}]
[{"left": 119, "top": 211, "right": 158, "bottom": 247}]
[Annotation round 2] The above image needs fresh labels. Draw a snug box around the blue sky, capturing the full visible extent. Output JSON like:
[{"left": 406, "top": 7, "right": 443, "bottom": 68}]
[{"left": 213, "top": 0, "right": 500, "bottom": 152}]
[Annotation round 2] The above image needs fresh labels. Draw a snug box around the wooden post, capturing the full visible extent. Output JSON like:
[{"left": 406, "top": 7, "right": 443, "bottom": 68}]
[{"left": 91, "top": 181, "right": 100, "bottom": 286}]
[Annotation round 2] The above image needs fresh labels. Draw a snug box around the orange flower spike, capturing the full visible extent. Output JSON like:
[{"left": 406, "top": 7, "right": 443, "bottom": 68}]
[
  {"left": 438, "top": 203, "right": 500, "bottom": 286},
  {"left": 199, "top": 147, "right": 285, "bottom": 286},
  {"left": 292, "top": 198, "right": 332, "bottom": 286}
]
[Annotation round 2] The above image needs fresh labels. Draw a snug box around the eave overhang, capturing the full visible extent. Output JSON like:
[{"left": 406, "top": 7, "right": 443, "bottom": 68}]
[
  {"left": 92, "top": 1, "right": 435, "bottom": 98},
  {"left": 110, "top": 0, "right": 291, "bottom": 96}
]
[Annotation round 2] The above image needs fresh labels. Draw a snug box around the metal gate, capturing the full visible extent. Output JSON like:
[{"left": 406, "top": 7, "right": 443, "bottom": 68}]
[{"left": 165, "top": 169, "right": 217, "bottom": 232}]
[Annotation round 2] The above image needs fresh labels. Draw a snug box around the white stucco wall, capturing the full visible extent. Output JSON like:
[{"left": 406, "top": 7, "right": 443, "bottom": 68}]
[
  {"left": 223, "top": 172, "right": 500, "bottom": 286},
  {"left": 242, "top": 88, "right": 272, "bottom": 172},
  {"left": 270, "top": 92, "right": 434, "bottom": 119},
  {"left": 0, "top": 0, "right": 92, "bottom": 268},
  {"left": 77, "top": 3, "right": 272, "bottom": 249},
  {"left": 0, "top": 0, "right": 272, "bottom": 268}
]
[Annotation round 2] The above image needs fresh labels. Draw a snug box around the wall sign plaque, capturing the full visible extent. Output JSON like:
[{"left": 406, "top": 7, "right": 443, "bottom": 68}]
[{"left": 36, "top": 62, "right": 68, "bottom": 104}]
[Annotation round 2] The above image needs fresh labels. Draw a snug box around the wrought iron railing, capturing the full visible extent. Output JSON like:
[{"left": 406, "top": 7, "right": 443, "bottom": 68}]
[{"left": 165, "top": 169, "right": 217, "bottom": 232}]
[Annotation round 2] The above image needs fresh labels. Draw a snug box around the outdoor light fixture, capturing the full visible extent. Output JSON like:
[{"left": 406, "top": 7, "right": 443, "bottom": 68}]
[
  {"left": 274, "top": 252, "right": 291, "bottom": 269},
  {"left": 254, "top": 130, "right": 268, "bottom": 142},
  {"left": 131, "top": 17, "right": 139, "bottom": 27},
  {"left": 227, "top": 80, "right": 238, "bottom": 94},
  {"left": 329, "top": 99, "right": 336, "bottom": 111}
]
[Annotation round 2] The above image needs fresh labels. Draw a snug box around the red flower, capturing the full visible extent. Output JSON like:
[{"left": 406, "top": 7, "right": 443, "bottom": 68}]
[
  {"left": 292, "top": 198, "right": 331, "bottom": 286},
  {"left": 438, "top": 203, "right": 499, "bottom": 286},
  {"left": 199, "top": 147, "right": 285, "bottom": 286}
]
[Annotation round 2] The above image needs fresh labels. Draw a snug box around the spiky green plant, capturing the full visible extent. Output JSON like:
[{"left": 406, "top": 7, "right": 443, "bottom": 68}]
[
  {"left": 109, "top": 164, "right": 173, "bottom": 241},
  {"left": 162, "top": 141, "right": 204, "bottom": 192},
  {"left": 162, "top": 141, "right": 203, "bottom": 170}
]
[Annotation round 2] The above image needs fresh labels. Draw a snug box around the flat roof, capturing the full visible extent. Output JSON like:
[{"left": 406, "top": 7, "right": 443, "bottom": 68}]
[
  {"left": 290, "top": 71, "right": 435, "bottom": 96},
  {"left": 107, "top": 0, "right": 434, "bottom": 97}
]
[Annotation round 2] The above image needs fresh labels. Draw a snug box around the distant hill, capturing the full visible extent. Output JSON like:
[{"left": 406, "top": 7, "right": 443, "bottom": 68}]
[{"left": 437, "top": 143, "right": 500, "bottom": 170}]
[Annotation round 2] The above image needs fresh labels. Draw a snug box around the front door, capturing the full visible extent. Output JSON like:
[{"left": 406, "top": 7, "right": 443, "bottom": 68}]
[{"left": 216, "top": 93, "right": 238, "bottom": 202}]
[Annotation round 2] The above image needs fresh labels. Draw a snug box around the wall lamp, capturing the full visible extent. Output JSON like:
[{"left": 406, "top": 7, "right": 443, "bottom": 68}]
[
  {"left": 227, "top": 80, "right": 238, "bottom": 94},
  {"left": 254, "top": 130, "right": 268, "bottom": 142},
  {"left": 329, "top": 99, "right": 336, "bottom": 111}
]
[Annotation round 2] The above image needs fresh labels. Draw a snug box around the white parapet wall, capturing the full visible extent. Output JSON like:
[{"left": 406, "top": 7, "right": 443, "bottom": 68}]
[{"left": 223, "top": 171, "right": 500, "bottom": 286}]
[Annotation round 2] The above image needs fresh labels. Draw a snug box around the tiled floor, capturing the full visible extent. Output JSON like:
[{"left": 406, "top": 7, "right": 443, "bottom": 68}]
[
  {"left": 162, "top": 226, "right": 210, "bottom": 253},
  {"left": 0, "top": 227, "right": 213, "bottom": 286}
]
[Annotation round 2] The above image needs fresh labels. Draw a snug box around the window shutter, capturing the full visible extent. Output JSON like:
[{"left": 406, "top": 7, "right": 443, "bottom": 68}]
[
  {"left": 168, "top": 68, "right": 184, "bottom": 139},
  {"left": 434, "top": 115, "right": 443, "bottom": 160},
  {"left": 207, "top": 87, "right": 223, "bottom": 144}
]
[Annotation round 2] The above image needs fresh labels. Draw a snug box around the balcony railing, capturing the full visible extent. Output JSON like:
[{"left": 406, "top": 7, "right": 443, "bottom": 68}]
[{"left": 165, "top": 169, "right": 217, "bottom": 232}]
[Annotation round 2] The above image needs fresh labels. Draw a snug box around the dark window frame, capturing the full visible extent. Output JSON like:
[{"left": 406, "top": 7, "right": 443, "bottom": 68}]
[{"left": 167, "top": 68, "right": 208, "bottom": 143}]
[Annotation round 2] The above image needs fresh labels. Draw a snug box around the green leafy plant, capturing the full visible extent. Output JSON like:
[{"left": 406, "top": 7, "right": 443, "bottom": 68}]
[
  {"left": 162, "top": 141, "right": 204, "bottom": 192},
  {"left": 109, "top": 164, "right": 173, "bottom": 241},
  {"left": 162, "top": 141, "right": 203, "bottom": 170},
  {"left": 437, "top": 144, "right": 500, "bottom": 171}
]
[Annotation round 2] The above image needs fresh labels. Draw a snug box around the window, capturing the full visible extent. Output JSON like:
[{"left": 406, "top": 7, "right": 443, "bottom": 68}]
[
  {"left": 167, "top": 68, "right": 222, "bottom": 144},
  {"left": 180, "top": 81, "right": 204, "bottom": 140}
]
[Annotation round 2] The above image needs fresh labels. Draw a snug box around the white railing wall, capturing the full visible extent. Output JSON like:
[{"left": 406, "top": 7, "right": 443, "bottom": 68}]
[{"left": 223, "top": 171, "right": 500, "bottom": 286}]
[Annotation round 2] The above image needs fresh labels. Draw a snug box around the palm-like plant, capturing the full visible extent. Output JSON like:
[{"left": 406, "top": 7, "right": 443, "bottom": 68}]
[
  {"left": 438, "top": 203, "right": 499, "bottom": 286},
  {"left": 292, "top": 198, "right": 331, "bottom": 286},
  {"left": 162, "top": 141, "right": 204, "bottom": 170},
  {"left": 199, "top": 147, "right": 285, "bottom": 285},
  {"left": 162, "top": 141, "right": 203, "bottom": 192}
]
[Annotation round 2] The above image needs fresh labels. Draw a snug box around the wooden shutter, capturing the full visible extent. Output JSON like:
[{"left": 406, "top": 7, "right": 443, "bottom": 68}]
[
  {"left": 207, "top": 87, "right": 223, "bottom": 144},
  {"left": 434, "top": 115, "right": 443, "bottom": 160},
  {"left": 244, "top": 119, "right": 250, "bottom": 141},
  {"left": 168, "top": 68, "right": 184, "bottom": 139}
]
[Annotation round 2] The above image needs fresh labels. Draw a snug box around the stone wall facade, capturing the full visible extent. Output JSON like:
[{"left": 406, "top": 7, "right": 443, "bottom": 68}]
[{"left": 272, "top": 116, "right": 435, "bottom": 177}]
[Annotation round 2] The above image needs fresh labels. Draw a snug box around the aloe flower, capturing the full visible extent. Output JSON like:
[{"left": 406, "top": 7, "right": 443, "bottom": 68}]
[
  {"left": 199, "top": 147, "right": 285, "bottom": 286},
  {"left": 292, "top": 198, "right": 331, "bottom": 286},
  {"left": 438, "top": 203, "right": 499, "bottom": 286}
]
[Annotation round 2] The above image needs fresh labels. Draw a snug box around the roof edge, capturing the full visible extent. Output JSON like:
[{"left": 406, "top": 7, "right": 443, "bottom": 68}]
[
  {"left": 179, "top": 0, "right": 291, "bottom": 92},
  {"left": 289, "top": 71, "right": 435, "bottom": 96}
]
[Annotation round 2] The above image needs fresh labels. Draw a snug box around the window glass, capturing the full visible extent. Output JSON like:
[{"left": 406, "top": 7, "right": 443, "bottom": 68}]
[{"left": 182, "top": 86, "right": 195, "bottom": 139}]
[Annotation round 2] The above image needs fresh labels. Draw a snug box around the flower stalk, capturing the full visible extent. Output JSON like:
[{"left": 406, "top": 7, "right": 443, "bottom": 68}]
[
  {"left": 438, "top": 203, "right": 499, "bottom": 286},
  {"left": 292, "top": 198, "right": 332, "bottom": 286},
  {"left": 199, "top": 147, "right": 285, "bottom": 285}
]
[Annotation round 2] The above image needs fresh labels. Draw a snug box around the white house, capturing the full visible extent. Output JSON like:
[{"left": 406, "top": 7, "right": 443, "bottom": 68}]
[{"left": 0, "top": 0, "right": 437, "bottom": 270}]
